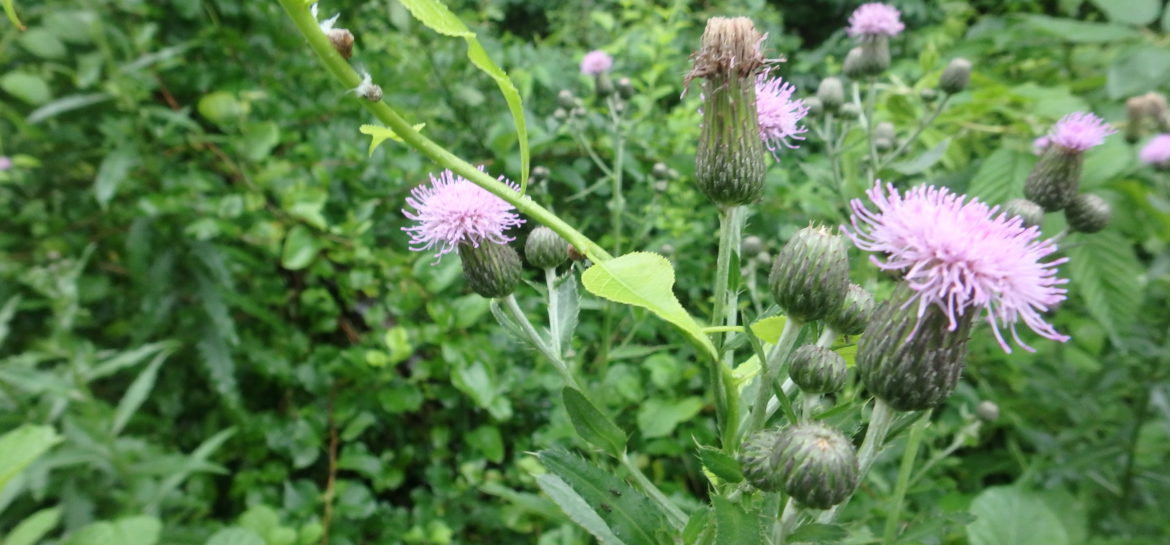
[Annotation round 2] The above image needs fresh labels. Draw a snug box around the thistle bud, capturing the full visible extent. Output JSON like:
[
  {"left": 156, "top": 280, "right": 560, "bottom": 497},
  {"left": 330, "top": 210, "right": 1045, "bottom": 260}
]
[
  {"left": 874, "top": 137, "right": 894, "bottom": 152},
  {"left": 596, "top": 74, "right": 615, "bottom": 97},
  {"left": 975, "top": 400, "right": 1000, "bottom": 422},
  {"left": 557, "top": 90, "right": 577, "bottom": 109},
  {"left": 938, "top": 58, "right": 971, "bottom": 95},
  {"left": 804, "top": 97, "right": 825, "bottom": 117},
  {"left": 816, "top": 77, "right": 845, "bottom": 111},
  {"left": 553, "top": 108, "right": 568, "bottom": 121},
  {"left": 772, "top": 423, "right": 859, "bottom": 509},
  {"left": 768, "top": 226, "right": 850, "bottom": 323},
  {"left": 857, "top": 287, "right": 972, "bottom": 411},
  {"left": 838, "top": 102, "right": 861, "bottom": 120},
  {"left": 742, "top": 235, "right": 765, "bottom": 258},
  {"left": 1024, "top": 147, "right": 1083, "bottom": 212},
  {"left": 570, "top": 106, "right": 586, "bottom": 118},
  {"left": 687, "top": 17, "right": 768, "bottom": 205},
  {"left": 617, "top": 77, "right": 635, "bottom": 99},
  {"left": 531, "top": 166, "right": 550, "bottom": 183},
  {"left": 739, "top": 429, "right": 784, "bottom": 492},
  {"left": 755, "top": 251, "right": 772, "bottom": 267},
  {"left": 1065, "top": 193, "right": 1111, "bottom": 233},
  {"left": 1002, "top": 198, "right": 1045, "bottom": 228},
  {"left": 857, "top": 37, "right": 891, "bottom": 76},
  {"left": 789, "top": 345, "right": 847, "bottom": 394},
  {"left": 525, "top": 226, "right": 569, "bottom": 269},
  {"left": 652, "top": 162, "right": 670, "bottom": 180},
  {"left": 328, "top": 28, "right": 354, "bottom": 59},
  {"left": 659, "top": 244, "right": 675, "bottom": 257},
  {"left": 458, "top": 242, "right": 522, "bottom": 298},
  {"left": 843, "top": 47, "right": 867, "bottom": 80},
  {"left": 920, "top": 88, "right": 938, "bottom": 102},
  {"left": 874, "top": 121, "right": 896, "bottom": 141},
  {"left": 827, "top": 284, "right": 875, "bottom": 336}
]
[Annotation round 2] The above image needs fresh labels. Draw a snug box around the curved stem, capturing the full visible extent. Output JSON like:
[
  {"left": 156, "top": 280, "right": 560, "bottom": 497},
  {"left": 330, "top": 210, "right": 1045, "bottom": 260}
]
[{"left": 276, "top": 0, "right": 610, "bottom": 262}]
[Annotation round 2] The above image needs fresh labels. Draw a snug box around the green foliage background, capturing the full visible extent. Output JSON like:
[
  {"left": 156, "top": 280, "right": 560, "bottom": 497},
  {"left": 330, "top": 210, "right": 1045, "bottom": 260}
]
[{"left": 2, "top": 0, "right": 1169, "bottom": 544}]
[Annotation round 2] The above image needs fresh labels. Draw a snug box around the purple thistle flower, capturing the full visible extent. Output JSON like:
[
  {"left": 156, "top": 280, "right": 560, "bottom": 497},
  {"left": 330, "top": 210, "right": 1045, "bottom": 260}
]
[
  {"left": 1139, "top": 134, "right": 1170, "bottom": 167},
  {"left": 1047, "top": 112, "right": 1116, "bottom": 152},
  {"left": 0, "top": 156, "right": 11, "bottom": 171},
  {"left": 1031, "top": 136, "right": 1050, "bottom": 156},
  {"left": 847, "top": 3, "right": 905, "bottom": 38},
  {"left": 843, "top": 182, "right": 1070, "bottom": 353},
  {"left": 402, "top": 168, "right": 524, "bottom": 261},
  {"left": 580, "top": 50, "right": 613, "bottom": 76},
  {"left": 756, "top": 74, "right": 809, "bottom": 154}
]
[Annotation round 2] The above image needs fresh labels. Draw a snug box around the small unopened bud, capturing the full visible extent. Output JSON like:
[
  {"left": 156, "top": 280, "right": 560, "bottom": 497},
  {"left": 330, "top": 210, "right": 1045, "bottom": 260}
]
[
  {"left": 553, "top": 108, "right": 568, "bottom": 121},
  {"left": 654, "top": 180, "right": 669, "bottom": 192},
  {"left": 804, "top": 97, "right": 824, "bottom": 117},
  {"left": 755, "top": 251, "right": 772, "bottom": 267},
  {"left": 525, "top": 226, "right": 569, "bottom": 270},
  {"left": 617, "top": 77, "right": 635, "bottom": 99},
  {"left": 458, "top": 242, "right": 522, "bottom": 298},
  {"left": 827, "top": 284, "right": 875, "bottom": 336},
  {"left": 328, "top": 28, "right": 354, "bottom": 59},
  {"left": 659, "top": 244, "right": 675, "bottom": 257},
  {"left": 790, "top": 345, "right": 847, "bottom": 394},
  {"left": 353, "top": 72, "right": 382, "bottom": 102},
  {"left": 531, "top": 166, "right": 550, "bottom": 182},
  {"left": 557, "top": 90, "right": 576, "bottom": 109},
  {"left": 1065, "top": 193, "right": 1111, "bottom": 233},
  {"left": 975, "top": 400, "right": 1000, "bottom": 422},
  {"left": 843, "top": 47, "right": 867, "bottom": 79},
  {"left": 816, "top": 77, "right": 845, "bottom": 110},
  {"left": 920, "top": 88, "right": 938, "bottom": 102},
  {"left": 1002, "top": 198, "right": 1045, "bottom": 228},
  {"left": 1025, "top": 147, "right": 1084, "bottom": 212},
  {"left": 838, "top": 102, "right": 861, "bottom": 120},
  {"left": 741, "top": 235, "right": 765, "bottom": 258},
  {"left": 874, "top": 137, "right": 894, "bottom": 152},
  {"left": 772, "top": 423, "right": 859, "bottom": 509},
  {"left": 596, "top": 74, "right": 615, "bottom": 97},
  {"left": 768, "top": 226, "right": 850, "bottom": 323},
  {"left": 857, "top": 37, "right": 891, "bottom": 76},
  {"left": 874, "top": 121, "right": 896, "bottom": 141},
  {"left": 651, "top": 162, "right": 670, "bottom": 180},
  {"left": 938, "top": 58, "right": 971, "bottom": 94},
  {"left": 739, "top": 429, "right": 784, "bottom": 492},
  {"left": 1125, "top": 95, "right": 1146, "bottom": 143},
  {"left": 570, "top": 106, "right": 586, "bottom": 118}
]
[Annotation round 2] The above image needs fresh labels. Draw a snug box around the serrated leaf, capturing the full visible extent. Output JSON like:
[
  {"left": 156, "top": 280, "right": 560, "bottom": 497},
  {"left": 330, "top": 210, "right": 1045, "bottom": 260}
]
[
  {"left": 697, "top": 446, "right": 743, "bottom": 484},
  {"left": 538, "top": 449, "right": 671, "bottom": 545},
  {"left": 111, "top": 347, "right": 175, "bottom": 436},
  {"left": 1065, "top": 231, "right": 1143, "bottom": 344},
  {"left": 359, "top": 123, "right": 425, "bottom": 156},
  {"left": 0, "top": 425, "right": 61, "bottom": 490},
  {"left": 787, "top": 523, "right": 849, "bottom": 543},
  {"left": 563, "top": 387, "right": 627, "bottom": 457},
  {"left": 397, "top": 0, "right": 528, "bottom": 191},
  {"left": 536, "top": 474, "right": 628, "bottom": 545},
  {"left": 582, "top": 252, "right": 717, "bottom": 361},
  {"left": 966, "top": 146, "right": 1035, "bottom": 205},
  {"left": 712, "top": 497, "right": 761, "bottom": 545},
  {"left": 891, "top": 137, "right": 950, "bottom": 175}
]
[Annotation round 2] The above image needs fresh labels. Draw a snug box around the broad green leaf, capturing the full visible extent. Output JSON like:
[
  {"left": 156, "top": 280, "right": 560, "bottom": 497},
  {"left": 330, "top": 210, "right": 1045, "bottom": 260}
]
[
  {"left": 239, "top": 121, "right": 281, "bottom": 162},
  {"left": 967, "top": 486, "right": 1069, "bottom": 545},
  {"left": 1, "top": 71, "right": 51, "bottom": 105},
  {"left": 94, "top": 148, "right": 140, "bottom": 207},
  {"left": 1066, "top": 231, "right": 1144, "bottom": 344},
  {"left": 891, "top": 137, "right": 950, "bottom": 175},
  {"left": 198, "top": 91, "right": 241, "bottom": 126},
  {"left": 0, "top": 425, "right": 61, "bottom": 491},
  {"left": 1088, "top": 0, "right": 1161, "bottom": 26},
  {"left": 538, "top": 449, "right": 672, "bottom": 543},
  {"left": 451, "top": 360, "right": 511, "bottom": 420},
  {"left": 359, "top": 123, "right": 426, "bottom": 156},
  {"left": 535, "top": 474, "right": 627, "bottom": 545},
  {"left": 112, "top": 348, "right": 175, "bottom": 435},
  {"left": 696, "top": 446, "right": 743, "bottom": 484},
  {"left": 1164, "top": 3, "right": 1170, "bottom": 33},
  {"left": 205, "top": 528, "right": 264, "bottom": 545},
  {"left": 1019, "top": 14, "right": 1142, "bottom": 43},
  {"left": 712, "top": 497, "right": 761, "bottom": 545},
  {"left": 563, "top": 387, "right": 627, "bottom": 457},
  {"left": 18, "top": 28, "right": 66, "bottom": 58},
  {"left": 5, "top": 507, "right": 61, "bottom": 545},
  {"left": 1010, "top": 84, "right": 1088, "bottom": 120},
  {"left": 467, "top": 425, "right": 505, "bottom": 463},
  {"left": 636, "top": 397, "right": 704, "bottom": 439},
  {"left": 966, "top": 146, "right": 1034, "bottom": 205},
  {"left": 3, "top": 0, "right": 25, "bottom": 30},
  {"left": 28, "top": 92, "right": 111, "bottom": 123},
  {"left": 280, "top": 225, "right": 319, "bottom": 270},
  {"left": 1081, "top": 137, "right": 1133, "bottom": 187},
  {"left": 749, "top": 315, "right": 787, "bottom": 344},
  {"left": 397, "top": 0, "right": 529, "bottom": 191},
  {"left": 63, "top": 516, "right": 161, "bottom": 545},
  {"left": 1107, "top": 46, "right": 1170, "bottom": 99},
  {"left": 582, "top": 252, "right": 717, "bottom": 360},
  {"left": 787, "top": 523, "right": 849, "bottom": 543}
]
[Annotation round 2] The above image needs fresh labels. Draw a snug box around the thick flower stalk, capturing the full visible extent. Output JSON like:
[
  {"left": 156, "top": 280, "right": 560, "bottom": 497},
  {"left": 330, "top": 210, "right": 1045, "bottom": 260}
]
[
  {"left": 843, "top": 182, "right": 1069, "bottom": 353},
  {"left": 1025, "top": 112, "right": 1116, "bottom": 211}
]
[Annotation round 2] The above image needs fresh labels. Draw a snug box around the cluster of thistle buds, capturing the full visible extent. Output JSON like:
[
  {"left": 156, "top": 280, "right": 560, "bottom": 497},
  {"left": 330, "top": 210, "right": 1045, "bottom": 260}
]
[
  {"left": 553, "top": 51, "right": 633, "bottom": 123},
  {"left": 1022, "top": 112, "right": 1117, "bottom": 232}
]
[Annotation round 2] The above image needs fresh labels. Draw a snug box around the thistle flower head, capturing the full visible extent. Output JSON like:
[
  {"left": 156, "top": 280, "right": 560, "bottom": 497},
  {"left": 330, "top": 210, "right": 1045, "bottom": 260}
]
[
  {"left": 843, "top": 182, "right": 1070, "bottom": 353},
  {"left": 1048, "top": 112, "right": 1116, "bottom": 152},
  {"left": 847, "top": 3, "right": 905, "bottom": 38},
  {"left": 756, "top": 74, "right": 809, "bottom": 153},
  {"left": 580, "top": 50, "right": 613, "bottom": 76},
  {"left": 402, "top": 168, "right": 524, "bottom": 261},
  {"left": 0, "top": 156, "right": 11, "bottom": 171},
  {"left": 1139, "top": 134, "right": 1170, "bottom": 166}
]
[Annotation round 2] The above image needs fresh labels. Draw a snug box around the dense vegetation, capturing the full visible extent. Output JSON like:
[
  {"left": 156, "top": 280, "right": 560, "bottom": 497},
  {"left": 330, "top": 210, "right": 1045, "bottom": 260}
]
[{"left": 2, "top": 0, "right": 1169, "bottom": 544}]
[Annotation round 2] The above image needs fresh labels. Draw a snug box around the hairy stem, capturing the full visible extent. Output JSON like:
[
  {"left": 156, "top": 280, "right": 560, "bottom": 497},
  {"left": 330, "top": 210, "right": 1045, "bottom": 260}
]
[
  {"left": 621, "top": 452, "right": 688, "bottom": 529},
  {"left": 746, "top": 318, "right": 803, "bottom": 435}
]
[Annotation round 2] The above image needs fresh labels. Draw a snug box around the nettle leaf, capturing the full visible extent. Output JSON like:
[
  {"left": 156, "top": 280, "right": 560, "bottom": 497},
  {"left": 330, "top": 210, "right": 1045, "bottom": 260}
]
[
  {"left": 1065, "top": 231, "right": 1144, "bottom": 344},
  {"left": 966, "top": 145, "right": 1035, "bottom": 206},
  {"left": 359, "top": 123, "right": 425, "bottom": 157},
  {"left": 712, "top": 497, "right": 762, "bottom": 545},
  {"left": 563, "top": 387, "right": 627, "bottom": 457},
  {"left": 582, "top": 252, "right": 717, "bottom": 361},
  {"left": 538, "top": 449, "right": 671, "bottom": 545},
  {"left": 397, "top": 0, "right": 529, "bottom": 191}
]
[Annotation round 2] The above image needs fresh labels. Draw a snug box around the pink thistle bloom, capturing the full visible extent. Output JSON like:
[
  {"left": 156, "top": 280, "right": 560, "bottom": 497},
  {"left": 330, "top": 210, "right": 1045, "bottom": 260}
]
[
  {"left": 0, "top": 156, "right": 11, "bottom": 171},
  {"left": 1139, "top": 134, "right": 1170, "bottom": 166},
  {"left": 847, "top": 3, "right": 905, "bottom": 38},
  {"left": 1047, "top": 112, "right": 1116, "bottom": 152},
  {"left": 402, "top": 168, "right": 524, "bottom": 261},
  {"left": 843, "top": 182, "right": 1070, "bottom": 353},
  {"left": 756, "top": 74, "right": 809, "bottom": 154},
  {"left": 580, "top": 50, "right": 613, "bottom": 76},
  {"left": 1032, "top": 136, "right": 1050, "bottom": 155}
]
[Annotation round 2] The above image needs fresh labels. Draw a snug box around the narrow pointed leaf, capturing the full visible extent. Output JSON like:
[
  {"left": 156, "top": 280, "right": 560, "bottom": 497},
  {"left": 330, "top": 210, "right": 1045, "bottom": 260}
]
[{"left": 563, "top": 387, "right": 627, "bottom": 457}]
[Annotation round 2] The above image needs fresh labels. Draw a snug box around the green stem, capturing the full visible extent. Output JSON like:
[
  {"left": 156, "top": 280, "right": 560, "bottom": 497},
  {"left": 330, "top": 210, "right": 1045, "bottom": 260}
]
[
  {"left": 502, "top": 295, "right": 580, "bottom": 391},
  {"left": 545, "top": 268, "right": 561, "bottom": 357},
  {"left": 864, "top": 77, "right": 879, "bottom": 181},
  {"left": 276, "top": 0, "right": 610, "bottom": 263},
  {"left": 1120, "top": 383, "right": 1152, "bottom": 514},
  {"left": 620, "top": 452, "right": 687, "bottom": 529},
  {"left": 776, "top": 498, "right": 799, "bottom": 544},
  {"left": 882, "top": 411, "right": 930, "bottom": 545},
  {"left": 746, "top": 318, "right": 803, "bottom": 435},
  {"left": 711, "top": 206, "right": 744, "bottom": 347},
  {"left": 608, "top": 95, "right": 627, "bottom": 255},
  {"left": 877, "top": 95, "right": 950, "bottom": 170}
]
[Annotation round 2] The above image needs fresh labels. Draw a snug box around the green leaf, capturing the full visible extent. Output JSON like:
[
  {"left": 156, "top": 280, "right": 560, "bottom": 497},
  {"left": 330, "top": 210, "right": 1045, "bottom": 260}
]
[
  {"left": 891, "top": 137, "right": 950, "bottom": 175},
  {"left": 28, "top": 92, "right": 111, "bottom": 124},
  {"left": 1, "top": 71, "right": 51, "bottom": 105},
  {"left": 111, "top": 348, "right": 175, "bottom": 435},
  {"left": 582, "top": 252, "right": 717, "bottom": 361},
  {"left": 696, "top": 446, "right": 743, "bottom": 484},
  {"left": 1163, "top": 2, "right": 1170, "bottom": 32},
  {"left": 787, "top": 523, "right": 849, "bottom": 543},
  {"left": 1107, "top": 46, "right": 1170, "bottom": 99},
  {"left": 239, "top": 121, "right": 281, "bottom": 162},
  {"left": 205, "top": 528, "right": 265, "bottom": 545},
  {"left": 1019, "top": 14, "right": 1142, "bottom": 43},
  {"left": 0, "top": 295, "right": 21, "bottom": 349},
  {"left": 359, "top": 123, "right": 425, "bottom": 156},
  {"left": 5, "top": 507, "right": 61, "bottom": 545},
  {"left": 0, "top": 425, "right": 61, "bottom": 491},
  {"left": 563, "top": 387, "right": 627, "bottom": 457},
  {"left": 467, "top": 425, "right": 505, "bottom": 463},
  {"left": 1088, "top": 0, "right": 1161, "bottom": 26},
  {"left": 18, "top": 28, "right": 66, "bottom": 58},
  {"left": 535, "top": 474, "right": 628, "bottom": 545},
  {"left": 3, "top": 0, "right": 25, "bottom": 30},
  {"left": 967, "top": 486, "right": 1070, "bottom": 545},
  {"left": 198, "top": 91, "right": 241, "bottom": 126},
  {"left": 64, "top": 516, "right": 161, "bottom": 545},
  {"left": 1081, "top": 137, "right": 1133, "bottom": 187},
  {"left": 682, "top": 508, "right": 713, "bottom": 545},
  {"left": 94, "top": 148, "right": 140, "bottom": 207},
  {"left": 397, "top": 0, "right": 529, "bottom": 191},
  {"left": 281, "top": 225, "right": 320, "bottom": 270},
  {"left": 538, "top": 449, "right": 669, "bottom": 545},
  {"left": 636, "top": 397, "right": 704, "bottom": 439},
  {"left": 749, "top": 315, "right": 787, "bottom": 344},
  {"left": 1066, "top": 231, "right": 1144, "bottom": 344},
  {"left": 554, "top": 272, "right": 580, "bottom": 350},
  {"left": 966, "top": 146, "right": 1034, "bottom": 205},
  {"left": 712, "top": 496, "right": 761, "bottom": 545}
]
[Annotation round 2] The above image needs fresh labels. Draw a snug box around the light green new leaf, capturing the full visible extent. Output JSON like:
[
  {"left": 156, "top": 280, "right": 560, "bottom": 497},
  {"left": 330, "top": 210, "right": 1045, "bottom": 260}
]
[
  {"left": 6, "top": 507, "right": 61, "bottom": 545},
  {"left": 748, "top": 315, "right": 787, "bottom": 344},
  {"left": 397, "top": 0, "right": 529, "bottom": 191},
  {"left": 281, "top": 225, "right": 319, "bottom": 270},
  {"left": 359, "top": 123, "right": 426, "bottom": 157},
  {"left": 582, "top": 253, "right": 717, "bottom": 360},
  {"left": 0, "top": 425, "right": 61, "bottom": 491},
  {"left": 563, "top": 387, "right": 627, "bottom": 457},
  {"left": 2, "top": 0, "right": 25, "bottom": 30}
]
